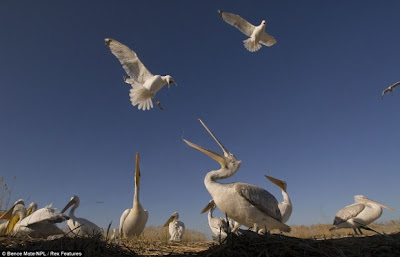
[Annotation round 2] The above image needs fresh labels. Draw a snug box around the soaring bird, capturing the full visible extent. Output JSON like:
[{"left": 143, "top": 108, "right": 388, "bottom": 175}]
[
  {"left": 61, "top": 195, "right": 102, "bottom": 237},
  {"left": 265, "top": 175, "right": 292, "bottom": 224},
  {"left": 2, "top": 200, "right": 67, "bottom": 238},
  {"left": 105, "top": 38, "right": 177, "bottom": 111},
  {"left": 201, "top": 199, "right": 235, "bottom": 240},
  {"left": 183, "top": 119, "right": 290, "bottom": 234},
  {"left": 163, "top": 211, "right": 185, "bottom": 241},
  {"left": 382, "top": 81, "right": 400, "bottom": 99},
  {"left": 119, "top": 152, "right": 148, "bottom": 238},
  {"left": 329, "top": 195, "right": 394, "bottom": 234},
  {"left": 218, "top": 10, "right": 276, "bottom": 52}
]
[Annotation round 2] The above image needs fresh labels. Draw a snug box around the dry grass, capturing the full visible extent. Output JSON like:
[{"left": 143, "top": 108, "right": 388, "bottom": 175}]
[{"left": 0, "top": 176, "right": 15, "bottom": 212}]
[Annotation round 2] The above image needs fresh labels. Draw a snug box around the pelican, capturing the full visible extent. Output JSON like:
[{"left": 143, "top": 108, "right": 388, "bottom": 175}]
[
  {"left": 329, "top": 195, "right": 394, "bottom": 234},
  {"left": 265, "top": 175, "right": 292, "bottom": 224},
  {"left": 2, "top": 200, "right": 67, "bottom": 238},
  {"left": 61, "top": 195, "right": 102, "bottom": 237},
  {"left": 26, "top": 202, "right": 38, "bottom": 216},
  {"left": 201, "top": 199, "right": 235, "bottom": 240},
  {"left": 163, "top": 211, "right": 185, "bottom": 241},
  {"left": 382, "top": 81, "right": 400, "bottom": 99},
  {"left": 105, "top": 38, "right": 177, "bottom": 111},
  {"left": 0, "top": 199, "right": 24, "bottom": 235},
  {"left": 119, "top": 152, "right": 148, "bottom": 238},
  {"left": 218, "top": 10, "right": 276, "bottom": 52},
  {"left": 183, "top": 119, "right": 290, "bottom": 233}
]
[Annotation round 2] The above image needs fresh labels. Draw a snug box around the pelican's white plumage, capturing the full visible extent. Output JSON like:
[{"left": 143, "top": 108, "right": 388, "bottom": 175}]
[
  {"left": 0, "top": 199, "right": 24, "bottom": 236},
  {"left": 105, "top": 38, "right": 177, "bottom": 111},
  {"left": 163, "top": 212, "right": 185, "bottom": 241},
  {"left": 119, "top": 152, "right": 148, "bottom": 238},
  {"left": 183, "top": 119, "right": 290, "bottom": 234},
  {"left": 3, "top": 200, "right": 67, "bottom": 238},
  {"left": 329, "top": 195, "right": 394, "bottom": 234},
  {"left": 201, "top": 199, "right": 235, "bottom": 240},
  {"left": 265, "top": 175, "right": 292, "bottom": 224},
  {"left": 61, "top": 195, "right": 102, "bottom": 237},
  {"left": 218, "top": 10, "right": 276, "bottom": 52},
  {"left": 382, "top": 81, "right": 400, "bottom": 99}
]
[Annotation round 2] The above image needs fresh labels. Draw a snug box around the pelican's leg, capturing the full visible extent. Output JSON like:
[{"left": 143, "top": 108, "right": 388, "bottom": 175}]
[
  {"left": 154, "top": 97, "right": 164, "bottom": 110},
  {"left": 358, "top": 228, "right": 363, "bottom": 235},
  {"left": 231, "top": 222, "right": 241, "bottom": 234},
  {"left": 353, "top": 228, "right": 359, "bottom": 235}
]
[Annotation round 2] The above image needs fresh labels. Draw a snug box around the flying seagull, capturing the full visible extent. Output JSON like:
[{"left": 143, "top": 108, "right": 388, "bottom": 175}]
[
  {"left": 218, "top": 10, "right": 276, "bottom": 52},
  {"left": 382, "top": 81, "right": 400, "bottom": 99},
  {"left": 105, "top": 38, "right": 177, "bottom": 110}
]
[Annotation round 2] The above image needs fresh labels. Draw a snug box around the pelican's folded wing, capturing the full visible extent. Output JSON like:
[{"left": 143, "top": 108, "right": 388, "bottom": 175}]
[
  {"left": 260, "top": 33, "right": 277, "bottom": 47},
  {"left": 105, "top": 38, "right": 154, "bottom": 85},
  {"left": 218, "top": 10, "right": 255, "bottom": 37},
  {"left": 235, "top": 182, "right": 282, "bottom": 221},
  {"left": 333, "top": 203, "right": 365, "bottom": 225}
]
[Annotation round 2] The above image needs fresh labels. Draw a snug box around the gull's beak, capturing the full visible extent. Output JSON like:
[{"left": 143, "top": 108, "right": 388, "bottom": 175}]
[
  {"left": 5, "top": 213, "right": 20, "bottom": 235},
  {"left": 201, "top": 200, "right": 215, "bottom": 214},
  {"left": 135, "top": 152, "right": 141, "bottom": 187},
  {"left": 265, "top": 175, "right": 286, "bottom": 191},
  {"left": 167, "top": 80, "right": 177, "bottom": 89},
  {"left": 61, "top": 198, "right": 76, "bottom": 214},
  {"left": 365, "top": 199, "right": 394, "bottom": 211},
  {"left": 163, "top": 215, "right": 175, "bottom": 227}
]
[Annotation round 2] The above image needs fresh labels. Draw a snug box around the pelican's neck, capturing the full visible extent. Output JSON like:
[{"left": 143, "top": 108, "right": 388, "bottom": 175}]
[
  {"left": 208, "top": 206, "right": 214, "bottom": 220},
  {"left": 282, "top": 190, "right": 291, "bottom": 205},
  {"left": 205, "top": 167, "right": 237, "bottom": 196},
  {"left": 133, "top": 180, "right": 140, "bottom": 205},
  {"left": 69, "top": 201, "right": 78, "bottom": 218}
]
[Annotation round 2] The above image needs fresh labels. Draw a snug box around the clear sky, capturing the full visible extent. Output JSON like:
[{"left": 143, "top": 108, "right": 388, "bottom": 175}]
[{"left": 1, "top": 1, "right": 399, "bottom": 238}]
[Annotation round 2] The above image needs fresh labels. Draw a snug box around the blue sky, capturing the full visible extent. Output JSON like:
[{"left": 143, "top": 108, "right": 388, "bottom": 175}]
[{"left": 1, "top": 1, "right": 399, "bottom": 237}]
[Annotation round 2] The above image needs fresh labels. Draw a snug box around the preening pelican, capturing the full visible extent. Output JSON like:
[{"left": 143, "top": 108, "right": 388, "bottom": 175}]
[
  {"left": 329, "top": 195, "right": 394, "bottom": 234},
  {"left": 2, "top": 200, "right": 67, "bottom": 238},
  {"left": 382, "top": 81, "right": 400, "bottom": 99},
  {"left": 119, "top": 152, "right": 149, "bottom": 238},
  {"left": 61, "top": 195, "right": 102, "bottom": 237},
  {"left": 201, "top": 199, "right": 235, "bottom": 240},
  {"left": 105, "top": 38, "right": 177, "bottom": 111},
  {"left": 218, "top": 10, "right": 276, "bottom": 52},
  {"left": 183, "top": 119, "right": 290, "bottom": 233},
  {"left": 265, "top": 175, "right": 292, "bottom": 224},
  {"left": 163, "top": 211, "right": 185, "bottom": 241}
]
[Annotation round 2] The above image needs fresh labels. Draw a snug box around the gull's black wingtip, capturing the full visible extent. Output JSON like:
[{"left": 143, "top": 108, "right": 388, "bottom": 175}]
[
  {"left": 104, "top": 38, "right": 112, "bottom": 47},
  {"left": 218, "top": 10, "right": 223, "bottom": 17}
]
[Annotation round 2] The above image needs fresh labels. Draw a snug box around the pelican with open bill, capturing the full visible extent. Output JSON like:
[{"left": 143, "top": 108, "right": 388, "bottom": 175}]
[{"left": 183, "top": 119, "right": 290, "bottom": 233}]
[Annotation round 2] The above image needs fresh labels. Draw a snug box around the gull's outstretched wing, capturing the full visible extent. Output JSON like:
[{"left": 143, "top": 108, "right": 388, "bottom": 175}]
[
  {"left": 259, "top": 33, "right": 277, "bottom": 47},
  {"left": 105, "top": 38, "right": 154, "bottom": 85},
  {"left": 218, "top": 10, "right": 255, "bottom": 37}
]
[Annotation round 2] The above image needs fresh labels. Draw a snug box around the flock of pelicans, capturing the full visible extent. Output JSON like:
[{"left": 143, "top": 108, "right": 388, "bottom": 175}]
[{"left": 0, "top": 9, "right": 398, "bottom": 243}]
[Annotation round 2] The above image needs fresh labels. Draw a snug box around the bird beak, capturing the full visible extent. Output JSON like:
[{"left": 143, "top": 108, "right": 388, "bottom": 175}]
[
  {"left": 135, "top": 152, "right": 141, "bottom": 187},
  {"left": 265, "top": 175, "right": 286, "bottom": 191},
  {"left": 26, "top": 206, "right": 34, "bottom": 217},
  {"left": 168, "top": 81, "right": 177, "bottom": 89},
  {"left": 61, "top": 199, "right": 76, "bottom": 214},
  {"left": 5, "top": 213, "right": 20, "bottom": 235},
  {"left": 200, "top": 201, "right": 215, "bottom": 214},
  {"left": 365, "top": 199, "right": 394, "bottom": 211},
  {"left": 0, "top": 201, "right": 20, "bottom": 220},
  {"left": 163, "top": 215, "right": 175, "bottom": 227}
]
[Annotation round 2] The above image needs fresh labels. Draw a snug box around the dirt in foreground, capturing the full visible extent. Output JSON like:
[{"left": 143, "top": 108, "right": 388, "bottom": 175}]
[{"left": 1, "top": 232, "right": 400, "bottom": 257}]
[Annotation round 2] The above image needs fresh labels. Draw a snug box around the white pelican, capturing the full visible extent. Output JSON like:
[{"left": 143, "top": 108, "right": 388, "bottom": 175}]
[
  {"left": 329, "top": 195, "right": 394, "bottom": 234},
  {"left": 218, "top": 10, "right": 276, "bottom": 52},
  {"left": 26, "top": 202, "right": 38, "bottom": 216},
  {"left": 0, "top": 199, "right": 24, "bottom": 235},
  {"left": 2, "top": 200, "right": 67, "bottom": 238},
  {"left": 61, "top": 195, "right": 102, "bottom": 237},
  {"left": 163, "top": 211, "right": 185, "bottom": 241},
  {"left": 201, "top": 199, "right": 235, "bottom": 240},
  {"left": 105, "top": 38, "right": 177, "bottom": 111},
  {"left": 119, "top": 152, "right": 148, "bottom": 238},
  {"left": 265, "top": 175, "right": 292, "bottom": 224},
  {"left": 183, "top": 119, "right": 290, "bottom": 233},
  {"left": 382, "top": 81, "right": 400, "bottom": 99}
]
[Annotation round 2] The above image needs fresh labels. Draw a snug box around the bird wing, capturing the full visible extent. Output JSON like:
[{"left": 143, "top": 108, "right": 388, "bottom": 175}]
[
  {"left": 105, "top": 38, "right": 154, "bottom": 85},
  {"left": 390, "top": 81, "right": 400, "bottom": 89},
  {"left": 382, "top": 88, "right": 390, "bottom": 98},
  {"left": 333, "top": 203, "right": 365, "bottom": 225},
  {"left": 259, "top": 33, "right": 277, "bottom": 47},
  {"left": 234, "top": 182, "right": 282, "bottom": 221},
  {"left": 218, "top": 10, "right": 255, "bottom": 37},
  {"left": 119, "top": 209, "right": 130, "bottom": 236},
  {"left": 19, "top": 206, "right": 66, "bottom": 227}
]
